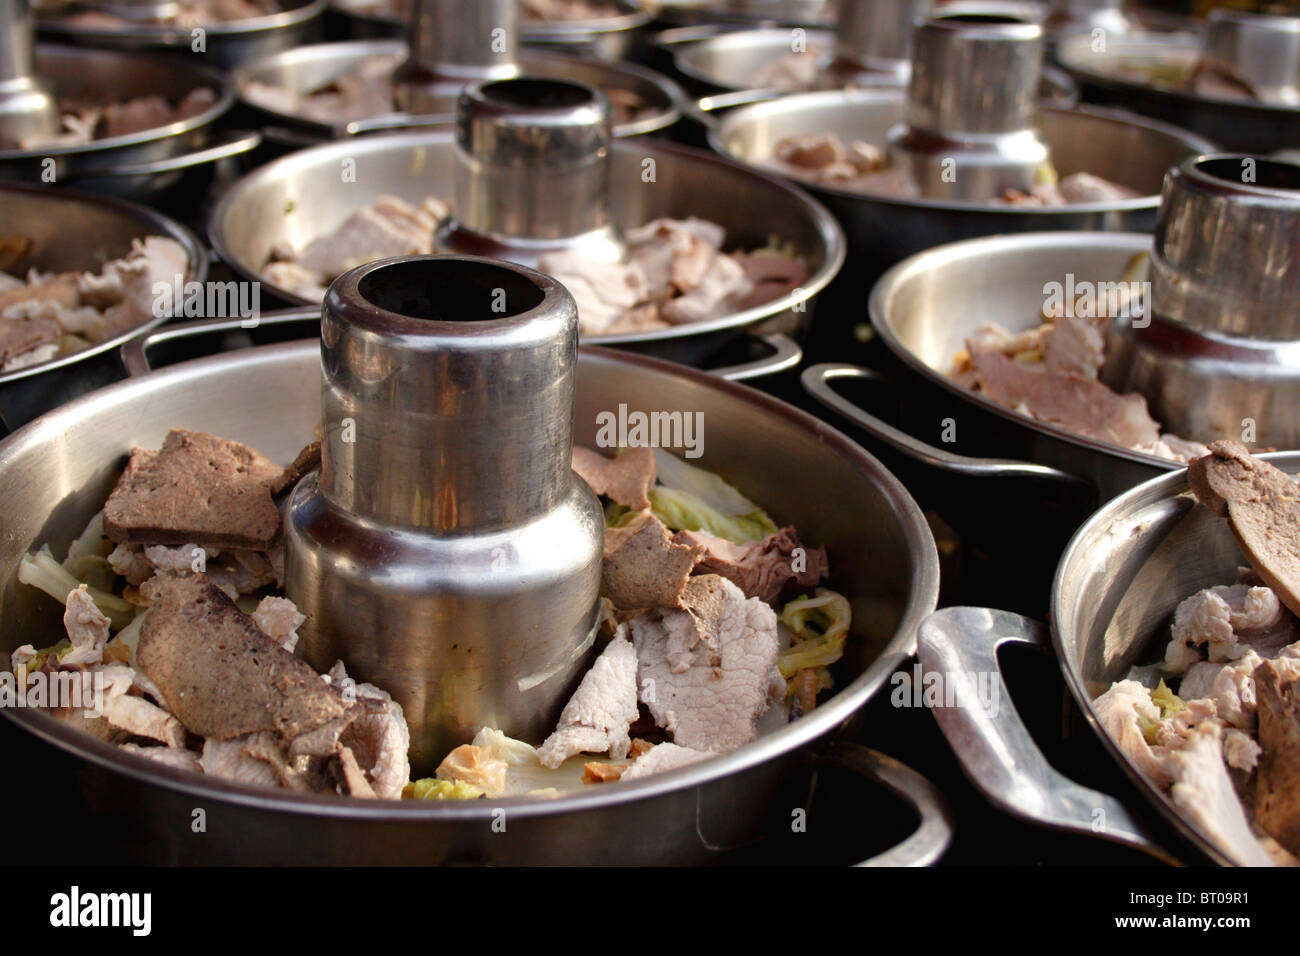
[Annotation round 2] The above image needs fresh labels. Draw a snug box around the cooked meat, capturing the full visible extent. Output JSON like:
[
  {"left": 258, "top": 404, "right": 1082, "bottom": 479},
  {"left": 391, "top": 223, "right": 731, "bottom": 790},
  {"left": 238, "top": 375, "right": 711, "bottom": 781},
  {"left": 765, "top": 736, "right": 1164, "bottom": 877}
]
[
  {"left": 674, "top": 525, "right": 828, "bottom": 603},
  {"left": 1189, "top": 441, "right": 1300, "bottom": 618},
  {"left": 1178, "top": 651, "right": 1264, "bottom": 730},
  {"left": 327, "top": 661, "right": 411, "bottom": 800},
  {"left": 1057, "top": 172, "right": 1139, "bottom": 204},
  {"left": 731, "top": 250, "right": 810, "bottom": 311},
  {"left": 436, "top": 744, "right": 509, "bottom": 796},
  {"left": 59, "top": 585, "right": 111, "bottom": 667},
  {"left": 749, "top": 51, "right": 821, "bottom": 91},
  {"left": 970, "top": 346, "right": 1161, "bottom": 448},
  {"left": 206, "top": 548, "right": 278, "bottom": 599},
  {"left": 0, "top": 317, "right": 60, "bottom": 368},
  {"left": 1042, "top": 313, "right": 1105, "bottom": 378},
  {"left": 630, "top": 575, "right": 783, "bottom": 753},
  {"left": 0, "top": 274, "right": 78, "bottom": 314},
  {"left": 535, "top": 250, "right": 650, "bottom": 336},
  {"left": 1223, "top": 727, "right": 1262, "bottom": 772},
  {"left": 335, "top": 746, "right": 377, "bottom": 798},
  {"left": 250, "top": 596, "right": 306, "bottom": 654},
  {"left": 290, "top": 196, "right": 442, "bottom": 280},
  {"left": 1167, "top": 721, "right": 1274, "bottom": 866},
  {"left": 582, "top": 760, "right": 630, "bottom": 783},
  {"left": 620, "top": 742, "right": 713, "bottom": 781},
  {"left": 1091, "top": 679, "right": 1173, "bottom": 789},
  {"left": 137, "top": 574, "right": 354, "bottom": 742},
  {"left": 603, "top": 518, "right": 704, "bottom": 610},
  {"left": 199, "top": 736, "right": 282, "bottom": 789},
  {"left": 103, "top": 429, "right": 283, "bottom": 551},
  {"left": 538, "top": 630, "right": 639, "bottom": 768},
  {"left": 1166, "top": 585, "right": 1296, "bottom": 673},
  {"left": 661, "top": 253, "right": 753, "bottom": 326},
  {"left": 270, "top": 440, "right": 321, "bottom": 497},
  {"left": 102, "top": 694, "right": 186, "bottom": 748},
  {"left": 120, "top": 742, "right": 202, "bottom": 772},
  {"left": 1254, "top": 659, "right": 1300, "bottom": 855},
  {"left": 571, "top": 445, "right": 656, "bottom": 511}
]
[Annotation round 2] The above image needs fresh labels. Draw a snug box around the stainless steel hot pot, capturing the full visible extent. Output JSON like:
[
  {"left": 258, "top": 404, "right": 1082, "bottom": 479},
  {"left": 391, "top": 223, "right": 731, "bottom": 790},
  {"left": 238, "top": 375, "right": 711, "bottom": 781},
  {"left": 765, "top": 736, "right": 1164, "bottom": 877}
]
[
  {"left": 918, "top": 451, "right": 1300, "bottom": 866},
  {"left": 0, "top": 183, "right": 206, "bottom": 433},
  {"left": 0, "top": 319, "right": 944, "bottom": 865},
  {"left": 208, "top": 130, "right": 845, "bottom": 367}
]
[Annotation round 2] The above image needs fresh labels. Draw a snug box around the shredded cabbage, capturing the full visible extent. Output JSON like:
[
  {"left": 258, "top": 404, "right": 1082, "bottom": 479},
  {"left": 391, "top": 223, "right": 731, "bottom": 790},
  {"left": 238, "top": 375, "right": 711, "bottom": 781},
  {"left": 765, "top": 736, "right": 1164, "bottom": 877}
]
[
  {"left": 1151, "top": 679, "right": 1185, "bottom": 719},
  {"left": 403, "top": 778, "right": 484, "bottom": 800},
  {"left": 471, "top": 727, "right": 540, "bottom": 766},
  {"left": 777, "top": 589, "right": 852, "bottom": 678},
  {"left": 17, "top": 546, "right": 135, "bottom": 630},
  {"left": 648, "top": 486, "right": 777, "bottom": 544},
  {"left": 651, "top": 448, "right": 763, "bottom": 516}
]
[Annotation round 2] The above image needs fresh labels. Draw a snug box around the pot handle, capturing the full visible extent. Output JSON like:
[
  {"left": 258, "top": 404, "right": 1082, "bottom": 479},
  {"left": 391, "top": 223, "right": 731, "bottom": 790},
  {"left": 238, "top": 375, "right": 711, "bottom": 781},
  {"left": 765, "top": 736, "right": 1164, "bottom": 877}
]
[
  {"left": 684, "top": 88, "right": 792, "bottom": 129},
  {"left": 119, "top": 308, "right": 320, "bottom": 377},
  {"left": 810, "top": 740, "right": 954, "bottom": 866},
  {"left": 708, "top": 332, "right": 801, "bottom": 382},
  {"left": 800, "top": 362, "right": 1090, "bottom": 488},
  {"left": 68, "top": 130, "right": 263, "bottom": 179},
  {"left": 917, "top": 606, "right": 1177, "bottom": 863}
]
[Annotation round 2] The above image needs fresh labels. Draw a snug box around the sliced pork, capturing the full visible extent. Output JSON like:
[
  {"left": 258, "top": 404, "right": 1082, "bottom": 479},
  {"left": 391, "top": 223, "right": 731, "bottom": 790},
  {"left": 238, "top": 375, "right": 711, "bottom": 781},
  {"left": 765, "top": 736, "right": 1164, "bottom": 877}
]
[{"left": 538, "top": 630, "right": 639, "bottom": 768}]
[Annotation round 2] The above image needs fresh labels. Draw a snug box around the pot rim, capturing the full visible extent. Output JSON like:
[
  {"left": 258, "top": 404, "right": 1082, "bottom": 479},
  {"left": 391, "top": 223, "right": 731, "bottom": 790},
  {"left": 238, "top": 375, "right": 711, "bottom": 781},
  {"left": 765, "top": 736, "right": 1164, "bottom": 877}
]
[
  {"left": 0, "top": 183, "right": 208, "bottom": 387},
  {"left": 207, "top": 131, "right": 846, "bottom": 346},
  {"left": 36, "top": 0, "right": 327, "bottom": 41},
  {"left": 0, "top": 339, "right": 938, "bottom": 821}
]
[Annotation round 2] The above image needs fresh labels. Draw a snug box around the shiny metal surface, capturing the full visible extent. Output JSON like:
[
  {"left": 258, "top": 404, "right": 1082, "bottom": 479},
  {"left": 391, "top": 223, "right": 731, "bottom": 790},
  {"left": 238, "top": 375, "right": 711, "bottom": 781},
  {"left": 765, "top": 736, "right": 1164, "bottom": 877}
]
[
  {"left": 1203, "top": 9, "right": 1300, "bottom": 107},
  {"left": 710, "top": 88, "right": 1213, "bottom": 270},
  {"left": 802, "top": 232, "right": 1183, "bottom": 503},
  {"left": 0, "top": 0, "right": 58, "bottom": 148},
  {"left": 833, "top": 0, "right": 929, "bottom": 79},
  {"left": 1044, "top": 0, "right": 1132, "bottom": 40},
  {"left": 35, "top": 0, "right": 326, "bottom": 69},
  {"left": 0, "top": 44, "right": 233, "bottom": 196},
  {"left": 235, "top": 38, "right": 684, "bottom": 139},
  {"left": 208, "top": 129, "right": 845, "bottom": 363},
  {"left": 328, "top": 0, "right": 656, "bottom": 62},
  {"left": 440, "top": 78, "right": 622, "bottom": 267},
  {"left": 0, "top": 183, "right": 206, "bottom": 431},
  {"left": 1057, "top": 31, "right": 1300, "bottom": 154},
  {"left": 655, "top": 0, "right": 835, "bottom": 28},
  {"left": 287, "top": 256, "right": 603, "bottom": 769},
  {"left": 1103, "top": 155, "right": 1300, "bottom": 449},
  {"left": 0, "top": 333, "right": 940, "bottom": 864},
  {"left": 395, "top": 0, "right": 520, "bottom": 114},
  {"left": 887, "top": 12, "right": 1049, "bottom": 199}
]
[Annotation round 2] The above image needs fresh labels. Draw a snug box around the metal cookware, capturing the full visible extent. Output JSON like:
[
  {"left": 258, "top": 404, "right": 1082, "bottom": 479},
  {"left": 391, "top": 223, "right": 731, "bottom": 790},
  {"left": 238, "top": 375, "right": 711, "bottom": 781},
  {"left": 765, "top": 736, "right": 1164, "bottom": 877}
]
[
  {"left": 0, "top": 44, "right": 240, "bottom": 201},
  {"left": 0, "top": 314, "right": 944, "bottom": 864},
  {"left": 0, "top": 183, "right": 206, "bottom": 433},
  {"left": 287, "top": 256, "right": 605, "bottom": 769},
  {"left": 1057, "top": 16, "right": 1300, "bottom": 155},
  {"left": 208, "top": 128, "right": 845, "bottom": 365},
  {"left": 1104, "top": 154, "right": 1300, "bottom": 450},
  {"left": 327, "top": 0, "right": 657, "bottom": 62},
  {"left": 709, "top": 87, "right": 1212, "bottom": 274},
  {"left": 654, "top": 0, "right": 835, "bottom": 29},
  {"left": 917, "top": 451, "right": 1300, "bottom": 865},
  {"left": 34, "top": 0, "right": 326, "bottom": 70},
  {"left": 0, "top": 0, "right": 59, "bottom": 148},
  {"left": 236, "top": 38, "right": 685, "bottom": 140}
]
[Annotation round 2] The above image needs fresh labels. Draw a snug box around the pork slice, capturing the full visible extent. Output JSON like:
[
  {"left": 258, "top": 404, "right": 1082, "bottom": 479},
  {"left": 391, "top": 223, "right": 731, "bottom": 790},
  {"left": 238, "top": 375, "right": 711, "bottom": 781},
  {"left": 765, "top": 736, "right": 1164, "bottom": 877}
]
[
  {"left": 103, "top": 96, "right": 174, "bottom": 138},
  {"left": 120, "top": 743, "right": 202, "bottom": 773},
  {"left": 251, "top": 596, "right": 306, "bottom": 654},
  {"left": 0, "top": 317, "right": 61, "bottom": 365},
  {"left": 103, "top": 429, "right": 283, "bottom": 550},
  {"left": 631, "top": 574, "right": 782, "bottom": 753},
  {"left": 603, "top": 517, "right": 704, "bottom": 610},
  {"left": 620, "top": 741, "right": 713, "bottom": 781},
  {"left": 0, "top": 274, "right": 78, "bottom": 314},
  {"left": 269, "top": 440, "right": 321, "bottom": 497},
  {"left": 294, "top": 204, "right": 434, "bottom": 279},
  {"left": 328, "top": 661, "right": 411, "bottom": 800},
  {"left": 1042, "top": 313, "right": 1105, "bottom": 378},
  {"left": 602, "top": 303, "right": 668, "bottom": 335},
  {"left": 334, "top": 746, "right": 377, "bottom": 798},
  {"left": 537, "top": 630, "right": 639, "bottom": 768},
  {"left": 206, "top": 549, "right": 277, "bottom": 599},
  {"left": 970, "top": 346, "right": 1160, "bottom": 448},
  {"left": 1166, "top": 721, "right": 1274, "bottom": 866},
  {"left": 262, "top": 261, "right": 328, "bottom": 301},
  {"left": 1178, "top": 651, "right": 1263, "bottom": 730},
  {"left": 1254, "top": 659, "right": 1300, "bottom": 855},
  {"left": 1189, "top": 442, "right": 1300, "bottom": 618},
  {"left": 102, "top": 694, "right": 186, "bottom": 748},
  {"left": 536, "top": 250, "right": 649, "bottom": 335},
  {"left": 113, "top": 237, "right": 189, "bottom": 320},
  {"left": 571, "top": 445, "right": 656, "bottom": 511},
  {"left": 59, "top": 585, "right": 111, "bottom": 667},
  {"left": 1092, "top": 679, "right": 1173, "bottom": 789},
  {"left": 1166, "top": 585, "right": 1296, "bottom": 672},
  {"left": 1056, "top": 172, "right": 1139, "bottom": 203},
  {"left": 730, "top": 251, "right": 809, "bottom": 311},
  {"left": 774, "top": 134, "right": 844, "bottom": 170},
  {"left": 137, "top": 574, "right": 354, "bottom": 742},
  {"left": 674, "top": 525, "right": 828, "bottom": 603},
  {"left": 660, "top": 253, "right": 754, "bottom": 325},
  {"left": 199, "top": 735, "right": 287, "bottom": 789}
]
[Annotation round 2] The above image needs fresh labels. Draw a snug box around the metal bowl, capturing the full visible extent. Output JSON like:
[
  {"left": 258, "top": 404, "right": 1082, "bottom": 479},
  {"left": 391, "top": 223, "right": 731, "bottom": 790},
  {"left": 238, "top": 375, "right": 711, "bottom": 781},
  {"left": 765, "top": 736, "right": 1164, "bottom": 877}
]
[
  {"left": 235, "top": 38, "right": 685, "bottom": 139},
  {"left": 655, "top": 0, "right": 836, "bottom": 28},
  {"left": 327, "top": 0, "right": 657, "bottom": 61},
  {"left": 0, "top": 44, "right": 236, "bottom": 198},
  {"left": 208, "top": 130, "right": 845, "bottom": 365},
  {"left": 1057, "top": 32, "right": 1300, "bottom": 155},
  {"left": 0, "top": 183, "right": 207, "bottom": 433},
  {"left": 709, "top": 87, "right": 1215, "bottom": 274},
  {"left": 35, "top": 0, "right": 327, "bottom": 70},
  {"left": 0, "top": 329, "right": 942, "bottom": 864},
  {"left": 919, "top": 451, "right": 1300, "bottom": 866}
]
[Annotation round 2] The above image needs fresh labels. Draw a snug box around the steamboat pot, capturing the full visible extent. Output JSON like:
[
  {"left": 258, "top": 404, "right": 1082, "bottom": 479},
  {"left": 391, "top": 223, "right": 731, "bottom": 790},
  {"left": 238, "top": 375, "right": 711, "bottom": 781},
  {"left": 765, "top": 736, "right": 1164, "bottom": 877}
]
[
  {"left": 0, "top": 183, "right": 206, "bottom": 434},
  {"left": 209, "top": 129, "right": 844, "bottom": 367},
  {"left": 916, "top": 451, "right": 1300, "bottom": 866},
  {"left": 0, "top": 315, "right": 943, "bottom": 865}
]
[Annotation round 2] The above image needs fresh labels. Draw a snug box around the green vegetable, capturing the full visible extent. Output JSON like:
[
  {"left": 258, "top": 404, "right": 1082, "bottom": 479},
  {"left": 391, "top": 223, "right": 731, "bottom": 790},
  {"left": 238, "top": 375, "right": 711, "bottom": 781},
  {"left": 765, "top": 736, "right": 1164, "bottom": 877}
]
[
  {"left": 1137, "top": 713, "right": 1161, "bottom": 746},
  {"left": 17, "top": 546, "right": 135, "bottom": 631},
  {"left": 1150, "top": 679, "right": 1186, "bottom": 720},
  {"left": 648, "top": 486, "right": 777, "bottom": 544},
  {"left": 604, "top": 501, "right": 641, "bottom": 529},
  {"left": 403, "top": 778, "right": 484, "bottom": 800},
  {"left": 777, "top": 589, "right": 852, "bottom": 678},
  {"left": 651, "top": 448, "right": 764, "bottom": 516}
]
